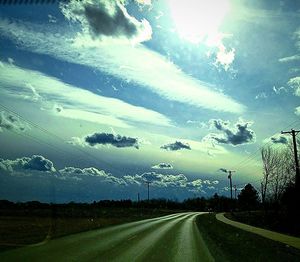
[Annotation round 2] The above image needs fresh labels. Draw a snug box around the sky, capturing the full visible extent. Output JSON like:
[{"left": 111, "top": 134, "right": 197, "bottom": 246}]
[{"left": 0, "top": 0, "right": 299, "bottom": 203}]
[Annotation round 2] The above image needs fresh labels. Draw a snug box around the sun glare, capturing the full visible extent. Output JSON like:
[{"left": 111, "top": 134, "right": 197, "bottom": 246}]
[{"left": 168, "top": 0, "right": 230, "bottom": 44}]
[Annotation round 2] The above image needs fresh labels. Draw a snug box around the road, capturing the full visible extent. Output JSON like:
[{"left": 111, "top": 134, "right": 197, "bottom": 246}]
[{"left": 0, "top": 212, "right": 214, "bottom": 262}]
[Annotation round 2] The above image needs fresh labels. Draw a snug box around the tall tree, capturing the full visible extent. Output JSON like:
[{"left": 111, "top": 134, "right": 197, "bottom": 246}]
[{"left": 238, "top": 183, "right": 259, "bottom": 210}]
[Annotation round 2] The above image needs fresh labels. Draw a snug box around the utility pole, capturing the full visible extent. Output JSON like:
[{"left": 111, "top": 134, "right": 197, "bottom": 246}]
[
  {"left": 145, "top": 181, "right": 151, "bottom": 202},
  {"left": 234, "top": 185, "right": 237, "bottom": 200},
  {"left": 137, "top": 192, "right": 140, "bottom": 203},
  {"left": 281, "top": 129, "right": 300, "bottom": 188},
  {"left": 226, "top": 170, "right": 235, "bottom": 200}
]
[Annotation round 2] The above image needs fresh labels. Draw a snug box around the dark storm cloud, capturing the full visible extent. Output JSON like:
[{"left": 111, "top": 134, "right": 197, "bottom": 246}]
[
  {"left": 160, "top": 141, "right": 191, "bottom": 151},
  {"left": 151, "top": 163, "right": 173, "bottom": 169},
  {"left": 85, "top": 132, "right": 139, "bottom": 149},
  {"left": 84, "top": 3, "right": 136, "bottom": 37},
  {"left": 0, "top": 155, "right": 55, "bottom": 173},
  {"left": 270, "top": 135, "right": 288, "bottom": 144},
  {"left": 0, "top": 111, "right": 26, "bottom": 132},
  {"left": 208, "top": 119, "right": 256, "bottom": 146},
  {"left": 61, "top": 0, "right": 151, "bottom": 41}
]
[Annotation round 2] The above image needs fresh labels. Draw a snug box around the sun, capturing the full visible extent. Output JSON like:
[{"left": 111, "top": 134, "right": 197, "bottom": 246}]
[{"left": 168, "top": 0, "right": 230, "bottom": 44}]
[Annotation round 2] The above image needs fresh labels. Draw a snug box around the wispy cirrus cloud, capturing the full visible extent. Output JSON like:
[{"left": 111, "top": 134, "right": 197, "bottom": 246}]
[
  {"left": 0, "top": 19, "right": 245, "bottom": 114},
  {"left": 0, "top": 63, "right": 172, "bottom": 128}
]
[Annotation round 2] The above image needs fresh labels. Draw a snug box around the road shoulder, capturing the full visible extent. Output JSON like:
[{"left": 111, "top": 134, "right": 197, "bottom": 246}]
[{"left": 216, "top": 213, "right": 300, "bottom": 249}]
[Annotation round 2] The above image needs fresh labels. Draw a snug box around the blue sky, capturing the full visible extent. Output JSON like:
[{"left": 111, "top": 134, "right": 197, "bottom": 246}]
[{"left": 0, "top": 0, "right": 299, "bottom": 202}]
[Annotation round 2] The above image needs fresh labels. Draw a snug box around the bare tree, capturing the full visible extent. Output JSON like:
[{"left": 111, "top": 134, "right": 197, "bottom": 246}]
[
  {"left": 261, "top": 142, "right": 295, "bottom": 205},
  {"left": 260, "top": 145, "right": 279, "bottom": 204}
]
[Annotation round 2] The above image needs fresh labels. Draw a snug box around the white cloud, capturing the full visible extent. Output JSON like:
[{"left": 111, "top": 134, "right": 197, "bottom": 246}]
[
  {"left": 0, "top": 155, "right": 56, "bottom": 173},
  {"left": 124, "top": 171, "right": 219, "bottom": 194},
  {"left": 295, "top": 106, "right": 300, "bottom": 116},
  {"left": 0, "top": 63, "right": 172, "bottom": 128},
  {"left": 272, "top": 86, "right": 287, "bottom": 95},
  {"left": 0, "top": 19, "right": 245, "bottom": 114},
  {"left": 0, "top": 111, "right": 27, "bottom": 133},
  {"left": 214, "top": 44, "right": 235, "bottom": 71},
  {"left": 255, "top": 92, "right": 267, "bottom": 100},
  {"left": 7, "top": 57, "right": 14, "bottom": 65},
  {"left": 59, "top": 166, "right": 126, "bottom": 185},
  {"left": 287, "top": 76, "right": 300, "bottom": 96},
  {"left": 278, "top": 54, "right": 300, "bottom": 63}
]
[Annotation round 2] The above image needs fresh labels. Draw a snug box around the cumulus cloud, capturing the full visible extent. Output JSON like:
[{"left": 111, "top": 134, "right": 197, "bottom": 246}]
[
  {"left": 295, "top": 106, "right": 300, "bottom": 116},
  {"left": 59, "top": 166, "right": 126, "bottom": 185},
  {"left": 263, "top": 134, "right": 289, "bottom": 145},
  {"left": 0, "top": 155, "right": 56, "bottom": 173},
  {"left": 84, "top": 132, "right": 139, "bottom": 149},
  {"left": 160, "top": 141, "right": 191, "bottom": 151},
  {"left": 124, "top": 172, "right": 188, "bottom": 188},
  {"left": 124, "top": 171, "right": 218, "bottom": 193},
  {"left": 151, "top": 163, "right": 173, "bottom": 169},
  {"left": 0, "top": 155, "right": 126, "bottom": 186},
  {"left": 0, "top": 111, "right": 27, "bottom": 133},
  {"left": 214, "top": 44, "right": 235, "bottom": 71},
  {"left": 0, "top": 19, "right": 245, "bottom": 114},
  {"left": 206, "top": 119, "right": 256, "bottom": 146},
  {"left": 270, "top": 135, "right": 288, "bottom": 144},
  {"left": 60, "top": 0, "right": 152, "bottom": 44}
]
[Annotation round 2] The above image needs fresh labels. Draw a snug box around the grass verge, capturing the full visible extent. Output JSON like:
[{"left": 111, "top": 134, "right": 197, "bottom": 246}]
[
  {"left": 196, "top": 213, "right": 300, "bottom": 262},
  {"left": 225, "top": 211, "right": 300, "bottom": 237}
]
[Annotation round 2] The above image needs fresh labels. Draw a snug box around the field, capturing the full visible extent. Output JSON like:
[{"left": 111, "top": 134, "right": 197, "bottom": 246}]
[
  {"left": 196, "top": 213, "right": 300, "bottom": 262},
  {"left": 0, "top": 207, "right": 178, "bottom": 252}
]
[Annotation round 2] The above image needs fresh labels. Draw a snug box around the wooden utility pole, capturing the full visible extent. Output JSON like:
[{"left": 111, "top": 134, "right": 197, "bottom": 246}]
[
  {"left": 145, "top": 181, "right": 151, "bottom": 202},
  {"left": 227, "top": 170, "right": 236, "bottom": 200},
  {"left": 234, "top": 185, "right": 237, "bottom": 200},
  {"left": 281, "top": 129, "right": 300, "bottom": 188}
]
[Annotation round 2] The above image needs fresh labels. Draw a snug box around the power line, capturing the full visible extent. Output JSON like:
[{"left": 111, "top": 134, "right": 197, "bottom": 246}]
[
  {"left": 221, "top": 120, "right": 300, "bottom": 192},
  {"left": 0, "top": 103, "right": 125, "bottom": 174},
  {"left": 230, "top": 119, "right": 300, "bottom": 171},
  {"left": 281, "top": 129, "right": 300, "bottom": 188}
]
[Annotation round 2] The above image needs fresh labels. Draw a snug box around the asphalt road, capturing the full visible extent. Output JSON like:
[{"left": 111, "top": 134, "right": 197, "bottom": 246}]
[{"left": 0, "top": 212, "right": 214, "bottom": 262}]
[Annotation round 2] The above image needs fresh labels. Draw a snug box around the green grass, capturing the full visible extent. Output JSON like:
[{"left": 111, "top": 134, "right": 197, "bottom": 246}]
[
  {"left": 196, "top": 213, "right": 300, "bottom": 262},
  {"left": 0, "top": 207, "right": 178, "bottom": 252},
  {"left": 225, "top": 211, "right": 300, "bottom": 237}
]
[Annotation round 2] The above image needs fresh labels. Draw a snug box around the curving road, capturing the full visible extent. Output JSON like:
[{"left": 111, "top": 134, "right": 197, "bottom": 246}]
[{"left": 0, "top": 212, "right": 213, "bottom": 262}]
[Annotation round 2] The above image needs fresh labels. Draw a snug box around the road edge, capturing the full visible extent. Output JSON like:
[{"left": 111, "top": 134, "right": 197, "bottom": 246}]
[{"left": 216, "top": 213, "right": 300, "bottom": 250}]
